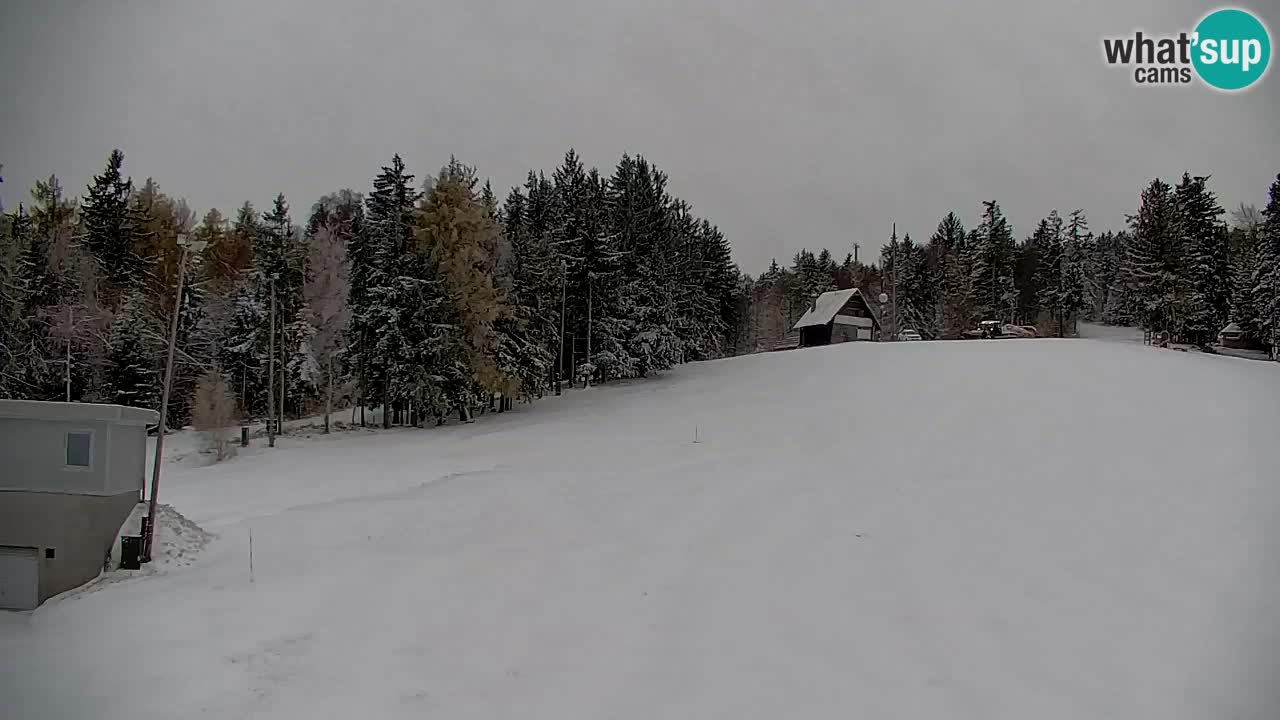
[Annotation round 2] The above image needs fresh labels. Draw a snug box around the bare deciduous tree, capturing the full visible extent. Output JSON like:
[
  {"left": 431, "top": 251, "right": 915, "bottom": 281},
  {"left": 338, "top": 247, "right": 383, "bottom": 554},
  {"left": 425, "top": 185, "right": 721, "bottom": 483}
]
[
  {"left": 193, "top": 370, "right": 237, "bottom": 461},
  {"left": 304, "top": 221, "right": 351, "bottom": 433}
]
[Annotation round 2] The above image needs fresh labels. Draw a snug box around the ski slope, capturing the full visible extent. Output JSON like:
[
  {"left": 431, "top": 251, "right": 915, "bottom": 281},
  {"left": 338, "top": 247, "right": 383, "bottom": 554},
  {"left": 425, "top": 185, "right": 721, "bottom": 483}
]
[{"left": 3, "top": 337, "right": 1279, "bottom": 719}]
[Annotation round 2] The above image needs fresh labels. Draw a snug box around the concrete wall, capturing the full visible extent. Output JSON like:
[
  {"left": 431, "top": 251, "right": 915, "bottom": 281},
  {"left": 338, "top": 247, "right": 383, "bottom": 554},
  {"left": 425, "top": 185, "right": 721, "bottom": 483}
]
[
  {"left": 0, "top": 491, "right": 138, "bottom": 603},
  {"left": 106, "top": 424, "right": 148, "bottom": 496},
  {"left": 0, "top": 418, "right": 147, "bottom": 496}
]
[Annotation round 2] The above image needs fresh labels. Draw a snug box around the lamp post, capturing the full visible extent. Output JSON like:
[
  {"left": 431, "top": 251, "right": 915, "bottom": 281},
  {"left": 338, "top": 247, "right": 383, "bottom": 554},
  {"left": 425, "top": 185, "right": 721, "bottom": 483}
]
[
  {"left": 143, "top": 232, "right": 206, "bottom": 563},
  {"left": 878, "top": 292, "right": 889, "bottom": 341}
]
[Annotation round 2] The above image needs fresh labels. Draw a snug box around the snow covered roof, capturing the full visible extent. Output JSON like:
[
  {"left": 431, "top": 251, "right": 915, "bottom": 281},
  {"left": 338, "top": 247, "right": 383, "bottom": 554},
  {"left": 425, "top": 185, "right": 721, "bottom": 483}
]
[
  {"left": 1219, "top": 322, "right": 1242, "bottom": 335},
  {"left": 792, "top": 289, "right": 877, "bottom": 330},
  {"left": 0, "top": 400, "right": 158, "bottom": 425}
]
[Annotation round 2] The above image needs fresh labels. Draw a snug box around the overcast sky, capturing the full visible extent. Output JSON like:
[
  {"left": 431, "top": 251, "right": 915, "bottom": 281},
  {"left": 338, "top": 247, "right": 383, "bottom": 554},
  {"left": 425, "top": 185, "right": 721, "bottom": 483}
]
[{"left": 1, "top": 0, "right": 1277, "bottom": 272}]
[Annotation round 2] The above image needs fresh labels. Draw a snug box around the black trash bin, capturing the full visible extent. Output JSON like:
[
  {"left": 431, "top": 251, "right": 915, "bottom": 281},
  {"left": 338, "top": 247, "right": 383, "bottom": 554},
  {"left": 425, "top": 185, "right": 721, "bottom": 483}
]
[{"left": 120, "top": 535, "right": 143, "bottom": 570}]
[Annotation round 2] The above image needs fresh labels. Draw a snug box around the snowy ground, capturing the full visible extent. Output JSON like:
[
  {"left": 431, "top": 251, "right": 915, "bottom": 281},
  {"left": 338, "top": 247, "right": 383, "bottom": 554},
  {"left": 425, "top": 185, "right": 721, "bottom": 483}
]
[{"left": 3, "top": 337, "right": 1279, "bottom": 719}]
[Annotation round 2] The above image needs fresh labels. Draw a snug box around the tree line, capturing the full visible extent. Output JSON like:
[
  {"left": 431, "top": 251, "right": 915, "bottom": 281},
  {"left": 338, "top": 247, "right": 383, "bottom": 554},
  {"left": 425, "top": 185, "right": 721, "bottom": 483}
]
[
  {"left": 0, "top": 149, "right": 738, "bottom": 432},
  {"left": 1, "top": 156, "right": 1277, "bottom": 438},
  {"left": 732, "top": 173, "right": 1280, "bottom": 353}
]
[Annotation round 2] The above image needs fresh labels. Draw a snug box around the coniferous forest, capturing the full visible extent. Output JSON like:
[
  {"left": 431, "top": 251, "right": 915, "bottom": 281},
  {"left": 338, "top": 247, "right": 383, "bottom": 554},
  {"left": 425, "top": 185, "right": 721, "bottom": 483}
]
[{"left": 1, "top": 149, "right": 1277, "bottom": 436}]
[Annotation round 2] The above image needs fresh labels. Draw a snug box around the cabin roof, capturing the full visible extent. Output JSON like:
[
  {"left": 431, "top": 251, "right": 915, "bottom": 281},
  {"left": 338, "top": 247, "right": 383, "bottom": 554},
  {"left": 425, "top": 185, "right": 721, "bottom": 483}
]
[{"left": 792, "top": 288, "right": 879, "bottom": 330}]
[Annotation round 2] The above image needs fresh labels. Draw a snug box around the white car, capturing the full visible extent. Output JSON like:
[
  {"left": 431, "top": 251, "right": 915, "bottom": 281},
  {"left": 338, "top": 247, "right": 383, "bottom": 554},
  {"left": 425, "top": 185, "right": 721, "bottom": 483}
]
[{"left": 898, "top": 329, "right": 923, "bottom": 341}]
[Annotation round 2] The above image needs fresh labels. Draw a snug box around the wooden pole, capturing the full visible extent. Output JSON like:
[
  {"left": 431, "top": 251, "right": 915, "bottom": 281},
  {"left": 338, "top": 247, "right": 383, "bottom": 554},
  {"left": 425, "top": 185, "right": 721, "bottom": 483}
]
[
  {"left": 586, "top": 274, "right": 592, "bottom": 388},
  {"left": 144, "top": 243, "right": 189, "bottom": 563},
  {"left": 324, "top": 353, "right": 333, "bottom": 434},
  {"left": 557, "top": 260, "right": 566, "bottom": 395}
]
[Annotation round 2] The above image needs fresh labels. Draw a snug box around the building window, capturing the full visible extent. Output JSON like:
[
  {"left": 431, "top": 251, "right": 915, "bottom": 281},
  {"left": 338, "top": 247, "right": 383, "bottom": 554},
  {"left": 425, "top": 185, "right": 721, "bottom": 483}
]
[{"left": 65, "top": 431, "right": 93, "bottom": 468}]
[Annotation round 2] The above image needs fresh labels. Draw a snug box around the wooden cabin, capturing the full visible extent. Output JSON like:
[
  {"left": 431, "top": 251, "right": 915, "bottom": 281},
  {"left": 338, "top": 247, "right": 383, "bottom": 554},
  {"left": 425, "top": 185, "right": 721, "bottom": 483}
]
[{"left": 792, "top": 289, "right": 881, "bottom": 347}]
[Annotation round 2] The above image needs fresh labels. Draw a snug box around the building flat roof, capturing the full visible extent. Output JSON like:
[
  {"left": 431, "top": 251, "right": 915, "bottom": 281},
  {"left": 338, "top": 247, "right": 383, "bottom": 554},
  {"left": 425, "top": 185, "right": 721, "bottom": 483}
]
[{"left": 0, "top": 400, "right": 159, "bottom": 426}]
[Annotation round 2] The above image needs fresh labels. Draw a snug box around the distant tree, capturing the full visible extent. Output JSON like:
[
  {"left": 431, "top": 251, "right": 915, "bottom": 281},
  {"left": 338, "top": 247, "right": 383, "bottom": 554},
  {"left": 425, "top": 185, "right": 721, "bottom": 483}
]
[
  {"left": 0, "top": 206, "right": 33, "bottom": 397},
  {"left": 881, "top": 233, "right": 933, "bottom": 337},
  {"left": 1125, "top": 178, "right": 1188, "bottom": 337},
  {"left": 418, "top": 157, "right": 508, "bottom": 411},
  {"left": 497, "top": 183, "right": 554, "bottom": 399},
  {"left": 969, "top": 200, "right": 1017, "bottom": 322},
  {"left": 192, "top": 370, "right": 237, "bottom": 461},
  {"left": 353, "top": 155, "right": 423, "bottom": 426},
  {"left": 1253, "top": 174, "right": 1280, "bottom": 355},
  {"left": 81, "top": 150, "right": 146, "bottom": 296},
  {"left": 24, "top": 176, "right": 87, "bottom": 400},
  {"left": 103, "top": 293, "right": 158, "bottom": 408},
  {"left": 304, "top": 191, "right": 360, "bottom": 431},
  {"left": 1228, "top": 204, "right": 1263, "bottom": 343},
  {"left": 1035, "top": 210, "right": 1089, "bottom": 337},
  {"left": 199, "top": 208, "right": 251, "bottom": 293},
  {"left": 1176, "top": 173, "right": 1230, "bottom": 345},
  {"left": 1061, "top": 210, "right": 1091, "bottom": 334},
  {"left": 929, "top": 212, "right": 966, "bottom": 335}
]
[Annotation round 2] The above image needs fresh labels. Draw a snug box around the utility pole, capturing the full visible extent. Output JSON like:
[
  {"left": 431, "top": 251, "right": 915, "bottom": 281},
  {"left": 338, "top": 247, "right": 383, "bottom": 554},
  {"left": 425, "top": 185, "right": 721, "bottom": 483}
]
[
  {"left": 585, "top": 273, "right": 592, "bottom": 388},
  {"left": 890, "top": 223, "right": 898, "bottom": 341},
  {"left": 65, "top": 306, "right": 72, "bottom": 402},
  {"left": 279, "top": 299, "right": 285, "bottom": 433},
  {"left": 144, "top": 233, "right": 205, "bottom": 563},
  {"left": 267, "top": 277, "right": 276, "bottom": 448},
  {"left": 557, "top": 259, "right": 566, "bottom": 395},
  {"left": 853, "top": 242, "right": 860, "bottom": 266}
]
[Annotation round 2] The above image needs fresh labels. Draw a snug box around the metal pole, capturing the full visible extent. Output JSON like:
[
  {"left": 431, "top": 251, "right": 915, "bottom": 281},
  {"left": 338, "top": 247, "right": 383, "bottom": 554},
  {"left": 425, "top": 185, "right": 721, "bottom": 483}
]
[
  {"left": 557, "top": 260, "right": 566, "bottom": 395},
  {"left": 143, "top": 244, "right": 189, "bottom": 563},
  {"left": 267, "top": 277, "right": 276, "bottom": 448}
]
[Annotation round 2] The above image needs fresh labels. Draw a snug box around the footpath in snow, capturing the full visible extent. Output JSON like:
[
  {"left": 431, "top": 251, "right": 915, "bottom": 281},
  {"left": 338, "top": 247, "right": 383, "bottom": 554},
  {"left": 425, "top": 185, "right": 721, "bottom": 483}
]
[{"left": 2, "top": 337, "right": 1279, "bottom": 719}]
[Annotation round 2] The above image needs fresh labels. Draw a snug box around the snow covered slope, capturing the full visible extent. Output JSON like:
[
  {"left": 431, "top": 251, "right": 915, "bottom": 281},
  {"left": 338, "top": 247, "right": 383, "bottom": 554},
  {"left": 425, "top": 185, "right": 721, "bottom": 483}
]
[{"left": 3, "top": 338, "right": 1278, "bottom": 719}]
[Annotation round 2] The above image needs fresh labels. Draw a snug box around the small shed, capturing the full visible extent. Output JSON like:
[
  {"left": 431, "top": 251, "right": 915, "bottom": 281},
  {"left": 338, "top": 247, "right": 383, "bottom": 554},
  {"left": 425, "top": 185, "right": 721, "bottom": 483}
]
[
  {"left": 1218, "top": 322, "right": 1247, "bottom": 349},
  {"left": 0, "top": 401, "right": 157, "bottom": 610},
  {"left": 792, "top": 288, "right": 881, "bottom": 347}
]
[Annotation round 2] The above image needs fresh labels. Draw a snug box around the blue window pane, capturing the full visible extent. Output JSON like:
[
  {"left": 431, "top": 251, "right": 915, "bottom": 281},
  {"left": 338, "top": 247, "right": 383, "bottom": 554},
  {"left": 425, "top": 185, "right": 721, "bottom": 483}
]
[{"left": 66, "top": 432, "right": 91, "bottom": 467}]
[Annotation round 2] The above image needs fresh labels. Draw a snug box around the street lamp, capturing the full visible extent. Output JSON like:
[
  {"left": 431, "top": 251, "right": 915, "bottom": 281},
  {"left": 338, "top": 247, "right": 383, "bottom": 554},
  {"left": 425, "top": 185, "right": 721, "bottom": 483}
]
[
  {"left": 143, "top": 231, "right": 207, "bottom": 563},
  {"left": 878, "top": 292, "right": 889, "bottom": 341}
]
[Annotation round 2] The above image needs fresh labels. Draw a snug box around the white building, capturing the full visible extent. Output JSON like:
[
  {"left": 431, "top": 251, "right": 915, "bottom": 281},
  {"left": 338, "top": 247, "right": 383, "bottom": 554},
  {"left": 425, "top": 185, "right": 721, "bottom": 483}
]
[{"left": 0, "top": 400, "right": 157, "bottom": 610}]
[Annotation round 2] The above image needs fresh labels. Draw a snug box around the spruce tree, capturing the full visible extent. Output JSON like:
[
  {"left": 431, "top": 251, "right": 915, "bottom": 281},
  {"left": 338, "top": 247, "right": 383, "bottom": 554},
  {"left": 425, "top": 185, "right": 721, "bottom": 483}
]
[
  {"left": 1061, "top": 210, "right": 1090, "bottom": 335},
  {"left": 698, "top": 218, "right": 738, "bottom": 355},
  {"left": 497, "top": 184, "right": 554, "bottom": 399},
  {"left": 931, "top": 212, "right": 970, "bottom": 338},
  {"left": 607, "top": 154, "right": 679, "bottom": 379},
  {"left": 1228, "top": 206, "right": 1263, "bottom": 343},
  {"left": 81, "top": 150, "right": 146, "bottom": 294},
  {"left": 1253, "top": 174, "right": 1280, "bottom": 355},
  {"left": 357, "top": 155, "right": 428, "bottom": 425},
  {"left": 969, "top": 201, "right": 1017, "bottom": 322},
  {"left": 103, "top": 293, "right": 159, "bottom": 408},
  {"left": 1125, "top": 179, "right": 1188, "bottom": 336},
  {"left": 1034, "top": 211, "right": 1068, "bottom": 335},
  {"left": 1176, "top": 173, "right": 1230, "bottom": 345}
]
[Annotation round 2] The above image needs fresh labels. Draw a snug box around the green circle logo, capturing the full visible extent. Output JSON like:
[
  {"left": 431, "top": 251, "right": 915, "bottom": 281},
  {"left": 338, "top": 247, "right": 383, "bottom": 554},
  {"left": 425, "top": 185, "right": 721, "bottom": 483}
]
[{"left": 1192, "top": 8, "right": 1271, "bottom": 90}]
